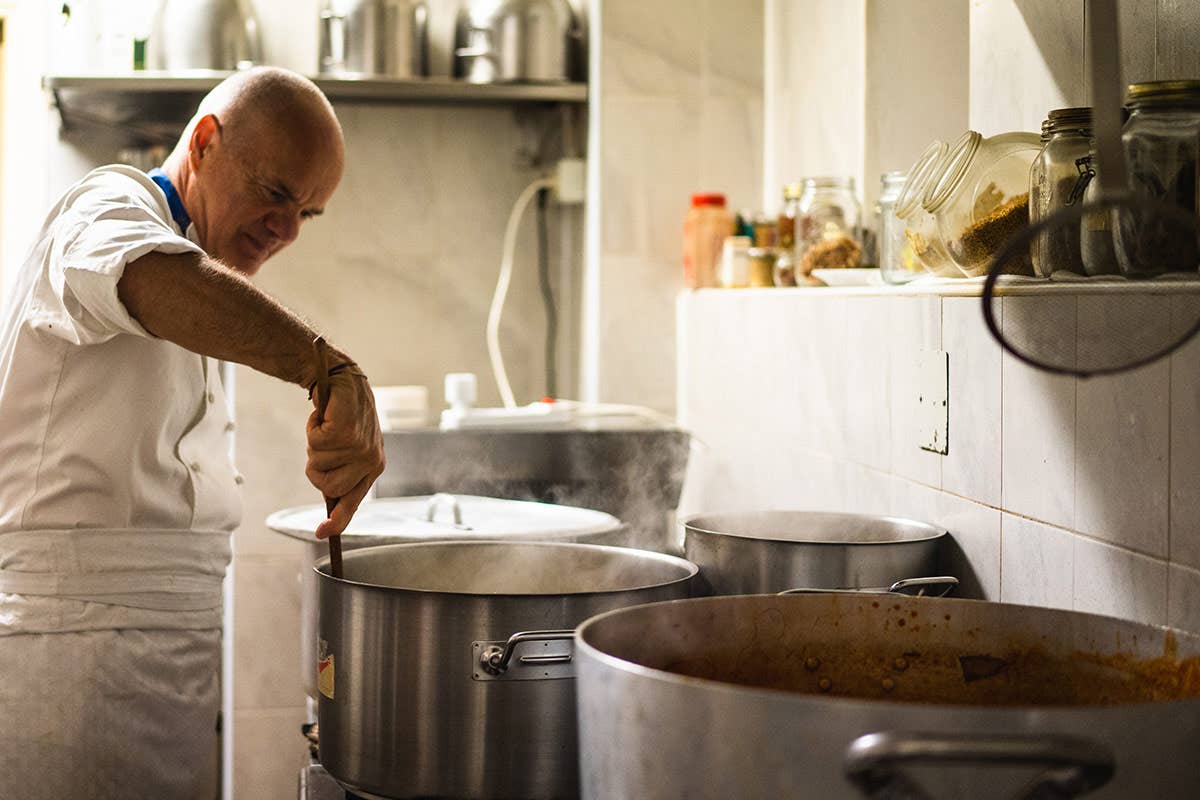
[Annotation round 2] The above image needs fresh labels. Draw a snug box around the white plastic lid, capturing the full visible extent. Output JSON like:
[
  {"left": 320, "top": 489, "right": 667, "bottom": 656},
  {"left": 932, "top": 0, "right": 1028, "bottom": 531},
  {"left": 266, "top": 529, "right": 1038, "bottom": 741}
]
[{"left": 266, "top": 494, "right": 623, "bottom": 544}]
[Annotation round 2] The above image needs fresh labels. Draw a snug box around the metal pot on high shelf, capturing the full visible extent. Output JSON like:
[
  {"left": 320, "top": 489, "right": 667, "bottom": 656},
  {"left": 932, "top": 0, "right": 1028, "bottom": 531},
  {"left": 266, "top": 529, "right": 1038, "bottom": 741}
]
[
  {"left": 576, "top": 593, "right": 1200, "bottom": 799},
  {"left": 267, "top": 493, "right": 628, "bottom": 701},
  {"left": 317, "top": 540, "right": 699, "bottom": 799},
  {"left": 682, "top": 510, "right": 955, "bottom": 595}
]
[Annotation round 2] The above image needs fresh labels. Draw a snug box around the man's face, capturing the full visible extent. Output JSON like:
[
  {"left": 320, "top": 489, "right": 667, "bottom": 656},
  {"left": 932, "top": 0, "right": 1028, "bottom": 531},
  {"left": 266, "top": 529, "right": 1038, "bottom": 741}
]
[{"left": 186, "top": 115, "right": 343, "bottom": 275}]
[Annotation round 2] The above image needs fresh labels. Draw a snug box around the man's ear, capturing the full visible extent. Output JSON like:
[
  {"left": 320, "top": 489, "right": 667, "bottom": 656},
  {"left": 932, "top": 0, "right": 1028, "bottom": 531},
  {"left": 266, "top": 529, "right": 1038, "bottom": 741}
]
[{"left": 188, "top": 114, "right": 222, "bottom": 171}]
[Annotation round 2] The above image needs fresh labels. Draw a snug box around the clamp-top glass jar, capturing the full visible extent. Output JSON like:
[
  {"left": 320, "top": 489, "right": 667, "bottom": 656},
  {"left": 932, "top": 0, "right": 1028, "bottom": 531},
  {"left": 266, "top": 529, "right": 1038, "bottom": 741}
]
[
  {"left": 924, "top": 130, "right": 1043, "bottom": 277},
  {"left": 895, "top": 140, "right": 960, "bottom": 277},
  {"left": 797, "top": 177, "right": 862, "bottom": 275},
  {"left": 1030, "top": 107, "right": 1093, "bottom": 277},
  {"left": 1115, "top": 80, "right": 1200, "bottom": 276}
]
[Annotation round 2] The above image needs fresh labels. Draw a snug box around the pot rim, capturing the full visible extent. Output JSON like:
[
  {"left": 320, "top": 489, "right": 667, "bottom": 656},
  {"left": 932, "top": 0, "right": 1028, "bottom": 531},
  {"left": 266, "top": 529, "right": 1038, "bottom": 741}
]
[
  {"left": 315, "top": 539, "right": 700, "bottom": 598},
  {"left": 682, "top": 510, "right": 947, "bottom": 546},
  {"left": 575, "top": 594, "right": 1200, "bottom": 714}
]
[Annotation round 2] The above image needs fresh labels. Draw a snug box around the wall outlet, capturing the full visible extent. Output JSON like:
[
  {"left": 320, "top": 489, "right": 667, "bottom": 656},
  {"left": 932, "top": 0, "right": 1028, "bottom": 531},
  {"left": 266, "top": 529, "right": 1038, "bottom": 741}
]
[{"left": 918, "top": 350, "right": 949, "bottom": 455}]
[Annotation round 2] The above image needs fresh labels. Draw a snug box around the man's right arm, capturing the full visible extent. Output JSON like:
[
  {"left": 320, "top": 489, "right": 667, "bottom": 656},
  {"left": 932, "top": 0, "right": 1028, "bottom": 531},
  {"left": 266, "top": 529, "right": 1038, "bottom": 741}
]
[{"left": 117, "top": 250, "right": 385, "bottom": 538}]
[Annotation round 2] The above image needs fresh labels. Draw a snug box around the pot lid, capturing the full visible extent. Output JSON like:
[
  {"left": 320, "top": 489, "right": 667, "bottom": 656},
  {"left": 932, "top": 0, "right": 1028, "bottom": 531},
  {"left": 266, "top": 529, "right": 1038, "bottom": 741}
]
[{"left": 266, "top": 494, "right": 622, "bottom": 544}]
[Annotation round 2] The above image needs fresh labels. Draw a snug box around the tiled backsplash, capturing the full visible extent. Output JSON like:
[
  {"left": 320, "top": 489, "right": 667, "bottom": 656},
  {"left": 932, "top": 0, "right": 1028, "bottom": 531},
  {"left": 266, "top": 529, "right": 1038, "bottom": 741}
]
[{"left": 677, "top": 288, "right": 1200, "bottom": 634}]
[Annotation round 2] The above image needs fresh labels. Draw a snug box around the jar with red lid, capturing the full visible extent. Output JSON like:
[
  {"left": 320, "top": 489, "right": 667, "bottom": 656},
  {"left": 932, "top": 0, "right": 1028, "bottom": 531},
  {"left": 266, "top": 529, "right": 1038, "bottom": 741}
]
[{"left": 683, "top": 193, "right": 735, "bottom": 288}]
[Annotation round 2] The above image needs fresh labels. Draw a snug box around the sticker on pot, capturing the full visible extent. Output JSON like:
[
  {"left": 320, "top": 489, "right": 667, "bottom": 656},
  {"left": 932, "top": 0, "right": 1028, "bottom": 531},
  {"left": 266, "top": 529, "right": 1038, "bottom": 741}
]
[{"left": 318, "top": 638, "right": 335, "bottom": 700}]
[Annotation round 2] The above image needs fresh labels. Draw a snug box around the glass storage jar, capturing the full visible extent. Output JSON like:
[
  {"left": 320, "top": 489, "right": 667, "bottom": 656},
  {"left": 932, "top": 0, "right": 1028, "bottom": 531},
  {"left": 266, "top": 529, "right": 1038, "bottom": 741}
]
[
  {"left": 797, "top": 177, "right": 862, "bottom": 275},
  {"left": 1078, "top": 152, "right": 1120, "bottom": 276},
  {"left": 878, "top": 171, "right": 919, "bottom": 284},
  {"left": 895, "top": 140, "right": 960, "bottom": 277},
  {"left": 1115, "top": 80, "right": 1200, "bottom": 277},
  {"left": 1030, "top": 107, "right": 1093, "bottom": 277},
  {"left": 924, "top": 130, "right": 1043, "bottom": 277}
]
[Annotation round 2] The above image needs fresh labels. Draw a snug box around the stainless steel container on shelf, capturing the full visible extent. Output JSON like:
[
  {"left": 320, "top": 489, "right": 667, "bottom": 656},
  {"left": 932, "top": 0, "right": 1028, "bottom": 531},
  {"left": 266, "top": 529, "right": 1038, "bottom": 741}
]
[
  {"left": 453, "top": 0, "right": 581, "bottom": 83},
  {"left": 576, "top": 594, "right": 1200, "bottom": 799},
  {"left": 148, "top": 0, "right": 262, "bottom": 71},
  {"left": 317, "top": 540, "right": 699, "bottom": 800},
  {"left": 268, "top": 494, "right": 627, "bottom": 700},
  {"left": 318, "top": 0, "right": 430, "bottom": 78},
  {"left": 682, "top": 510, "right": 947, "bottom": 595}
]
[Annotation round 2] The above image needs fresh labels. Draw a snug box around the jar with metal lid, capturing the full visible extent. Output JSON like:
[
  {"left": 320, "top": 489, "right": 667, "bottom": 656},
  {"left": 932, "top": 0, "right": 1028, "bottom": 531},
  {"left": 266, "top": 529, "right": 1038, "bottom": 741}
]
[
  {"left": 797, "top": 177, "right": 862, "bottom": 274},
  {"left": 1115, "top": 80, "right": 1200, "bottom": 276},
  {"left": 1078, "top": 153, "right": 1120, "bottom": 276},
  {"left": 777, "top": 183, "right": 803, "bottom": 253},
  {"left": 878, "top": 171, "right": 919, "bottom": 284},
  {"left": 924, "top": 130, "right": 1043, "bottom": 277},
  {"left": 1030, "top": 107, "right": 1093, "bottom": 277}
]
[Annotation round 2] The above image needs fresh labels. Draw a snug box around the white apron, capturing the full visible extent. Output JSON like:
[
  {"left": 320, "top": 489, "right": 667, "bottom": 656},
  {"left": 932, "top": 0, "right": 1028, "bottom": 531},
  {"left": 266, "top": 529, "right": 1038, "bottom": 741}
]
[
  {"left": 0, "top": 529, "right": 230, "bottom": 800},
  {"left": 0, "top": 165, "right": 243, "bottom": 798}
]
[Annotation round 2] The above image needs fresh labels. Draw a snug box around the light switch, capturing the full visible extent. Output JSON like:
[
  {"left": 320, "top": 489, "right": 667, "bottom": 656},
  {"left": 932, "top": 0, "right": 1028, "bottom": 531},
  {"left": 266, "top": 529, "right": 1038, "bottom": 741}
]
[{"left": 918, "top": 350, "right": 949, "bottom": 455}]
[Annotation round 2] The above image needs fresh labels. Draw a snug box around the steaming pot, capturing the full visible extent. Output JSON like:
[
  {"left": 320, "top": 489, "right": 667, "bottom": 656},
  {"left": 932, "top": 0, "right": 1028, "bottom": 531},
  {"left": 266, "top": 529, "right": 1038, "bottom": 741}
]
[
  {"left": 267, "top": 494, "right": 626, "bottom": 699},
  {"left": 316, "top": 540, "right": 699, "bottom": 799},
  {"left": 683, "top": 511, "right": 947, "bottom": 595}
]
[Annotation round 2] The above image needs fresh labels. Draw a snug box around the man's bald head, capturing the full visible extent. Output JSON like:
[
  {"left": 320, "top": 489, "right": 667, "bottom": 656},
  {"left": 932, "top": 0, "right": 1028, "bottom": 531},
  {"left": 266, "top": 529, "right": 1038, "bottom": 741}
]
[
  {"left": 165, "top": 67, "right": 345, "bottom": 274},
  {"left": 184, "top": 67, "right": 344, "bottom": 163}
]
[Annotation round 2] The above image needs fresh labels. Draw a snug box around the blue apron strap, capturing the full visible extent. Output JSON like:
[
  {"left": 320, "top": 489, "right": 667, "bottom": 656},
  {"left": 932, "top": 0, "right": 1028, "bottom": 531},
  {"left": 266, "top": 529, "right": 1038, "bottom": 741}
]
[{"left": 147, "top": 167, "right": 192, "bottom": 233}]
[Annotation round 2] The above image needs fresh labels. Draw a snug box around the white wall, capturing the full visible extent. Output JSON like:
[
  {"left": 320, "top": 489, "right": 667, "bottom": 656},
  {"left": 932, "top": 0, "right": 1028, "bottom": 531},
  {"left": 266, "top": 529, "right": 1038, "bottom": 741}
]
[{"left": 586, "top": 0, "right": 764, "bottom": 414}]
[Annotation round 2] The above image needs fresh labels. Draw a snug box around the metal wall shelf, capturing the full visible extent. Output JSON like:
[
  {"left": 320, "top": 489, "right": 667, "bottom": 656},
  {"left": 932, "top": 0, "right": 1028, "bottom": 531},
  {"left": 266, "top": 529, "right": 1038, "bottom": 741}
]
[{"left": 43, "top": 72, "right": 588, "bottom": 145}]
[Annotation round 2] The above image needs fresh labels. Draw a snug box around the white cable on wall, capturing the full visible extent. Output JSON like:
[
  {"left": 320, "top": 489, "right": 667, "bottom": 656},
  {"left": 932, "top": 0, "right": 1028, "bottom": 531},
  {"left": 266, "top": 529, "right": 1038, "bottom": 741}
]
[{"left": 488, "top": 176, "right": 557, "bottom": 409}]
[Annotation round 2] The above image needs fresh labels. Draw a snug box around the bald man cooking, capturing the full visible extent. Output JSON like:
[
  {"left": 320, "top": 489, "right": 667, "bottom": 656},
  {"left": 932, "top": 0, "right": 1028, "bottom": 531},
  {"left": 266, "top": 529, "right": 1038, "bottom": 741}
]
[{"left": 0, "top": 67, "right": 383, "bottom": 797}]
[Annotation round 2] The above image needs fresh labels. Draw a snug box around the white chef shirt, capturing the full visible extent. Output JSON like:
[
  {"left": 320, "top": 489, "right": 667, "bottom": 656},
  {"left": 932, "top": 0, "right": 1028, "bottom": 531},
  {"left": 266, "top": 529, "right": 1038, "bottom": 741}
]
[{"left": 0, "top": 165, "right": 242, "bottom": 628}]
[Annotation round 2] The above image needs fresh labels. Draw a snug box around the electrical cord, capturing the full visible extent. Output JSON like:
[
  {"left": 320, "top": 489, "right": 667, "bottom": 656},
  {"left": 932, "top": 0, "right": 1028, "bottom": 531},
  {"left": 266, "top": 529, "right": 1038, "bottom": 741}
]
[
  {"left": 488, "top": 176, "right": 556, "bottom": 408},
  {"left": 536, "top": 187, "right": 557, "bottom": 398}
]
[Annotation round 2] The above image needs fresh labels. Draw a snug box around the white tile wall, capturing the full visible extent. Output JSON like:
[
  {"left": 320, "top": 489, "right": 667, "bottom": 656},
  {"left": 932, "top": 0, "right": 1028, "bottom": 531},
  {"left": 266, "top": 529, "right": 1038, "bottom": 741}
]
[
  {"left": 888, "top": 296, "right": 942, "bottom": 487},
  {"left": 969, "top": 0, "right": 1085, "bottom": 134},
  {"left": 999, "top": 514, "right": 1074, "bottom": 610},
  {"left": 1073, "top": 535, "right": 1168, "bottom": 625},
  {"left": 679, "top": 286, "right": 1195, "bottom": 617},
  {"left": 593, "top": 1, "right": 763, "bottom": 414},
  {"left": 941, "top": 297, "right": 1002, "bottom": 506}
]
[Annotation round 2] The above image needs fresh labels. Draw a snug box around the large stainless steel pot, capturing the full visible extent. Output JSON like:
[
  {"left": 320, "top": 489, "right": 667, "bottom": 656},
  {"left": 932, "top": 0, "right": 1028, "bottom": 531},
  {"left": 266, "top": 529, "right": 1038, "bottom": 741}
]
[
  {"left": 318, "top": 540, "right": 699, "bottom": 799},
  {"left": 453, "top": 0, "right": 582, "bottom": 84},
  {"left": 269, "top": 494, "right": 626, "bottom": 700},
  {"left": 148, "top": 0, "right": 262, "bottom": 71},
  {"left": 576, "top": 594, "right": 1200, "bottom": 799},
  {"left": 683, "top": 510, "right": 947, "bottom": 594},
  {"left": 318, "top": 0, "right": 430, "bottom": 78}
]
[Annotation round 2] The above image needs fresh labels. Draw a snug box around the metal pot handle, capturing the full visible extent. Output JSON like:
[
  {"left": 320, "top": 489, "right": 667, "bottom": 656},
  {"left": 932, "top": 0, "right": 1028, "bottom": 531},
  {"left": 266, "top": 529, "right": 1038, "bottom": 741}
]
[
  {"left": 425, "top": 493, "right": 464, "bottom": 526},
  {"left": 779, "top": 577, "right": 959, "bottom": 598},
  {"left": 477, "top": 629, "right": 575, "bottom": 677},
  {"left": 844, "top": 731, "right": 1115, "bottom": 800}
]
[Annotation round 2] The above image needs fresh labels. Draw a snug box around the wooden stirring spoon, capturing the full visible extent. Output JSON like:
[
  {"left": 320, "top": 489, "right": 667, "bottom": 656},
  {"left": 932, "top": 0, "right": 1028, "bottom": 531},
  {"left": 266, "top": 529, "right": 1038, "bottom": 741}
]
[{"left": 312, "top": 337, "right": 344, "bottom": 579}]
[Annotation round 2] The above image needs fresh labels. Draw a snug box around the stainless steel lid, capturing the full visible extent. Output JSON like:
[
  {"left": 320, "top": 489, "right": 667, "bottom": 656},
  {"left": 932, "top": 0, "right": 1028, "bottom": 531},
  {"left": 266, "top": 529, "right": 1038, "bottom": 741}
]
[
  {"left": 317, "top": 540, "right": 698, "bottom": 595},
  {"left": 267, "top": 494, "right": 622, "bottom": 544},
  {"left": 682, "top": 510, "right": 945, "bottom": 545}
]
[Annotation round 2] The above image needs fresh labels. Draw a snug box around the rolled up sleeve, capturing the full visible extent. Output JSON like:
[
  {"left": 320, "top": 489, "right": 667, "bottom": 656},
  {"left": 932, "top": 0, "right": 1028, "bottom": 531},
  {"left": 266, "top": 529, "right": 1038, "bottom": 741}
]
[{"left": 35, "top": 172, "right": 205, "bottom": 346}]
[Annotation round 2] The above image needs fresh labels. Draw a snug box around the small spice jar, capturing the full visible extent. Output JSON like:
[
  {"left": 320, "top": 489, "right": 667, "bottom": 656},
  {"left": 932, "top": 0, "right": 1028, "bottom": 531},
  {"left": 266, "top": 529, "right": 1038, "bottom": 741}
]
[
  {"left": 924, "top": 130, "right": 1043, "bottom": 277},
  {"left": 1030, "top": 107, "right": 1093, "bottom": 277},
  {"left": 878, "top": 171, "right": 920, "bottom": 284},
  {"left": 1115, "top": 80, "right": 1200, "bottom": 276},
  {"left": 777, "top": 183, "right": 803, "bottom": 253},
  {"left": 895, "top": 141, "right": 960, "bottom": 277},
  {"left": 717, "top": 235, "right": 752, "bottom": 288},
  {"left": 797, "top": 177, "right": 863, "bottom": 273},
  {"left": 747, "top": 247, "right": 777, "bottom": 287}
]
